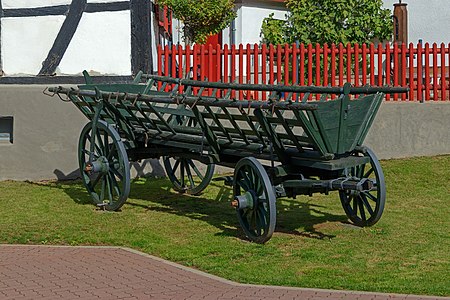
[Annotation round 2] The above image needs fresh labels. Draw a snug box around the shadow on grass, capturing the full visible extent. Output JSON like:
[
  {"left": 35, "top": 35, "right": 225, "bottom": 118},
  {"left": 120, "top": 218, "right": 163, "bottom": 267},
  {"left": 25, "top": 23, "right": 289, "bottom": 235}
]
[{"left": 49, "top": 177, "right": 347, "bottom": 241}]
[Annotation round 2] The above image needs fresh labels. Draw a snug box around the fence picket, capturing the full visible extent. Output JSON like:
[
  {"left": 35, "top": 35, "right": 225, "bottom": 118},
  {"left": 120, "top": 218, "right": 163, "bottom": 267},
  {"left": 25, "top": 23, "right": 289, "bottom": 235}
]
[
  {"left": 417, "top": 43, "right": 423, "bottom": 101},
  {"left": 158, "top": 42, "right": 449, "bottom": 101},
  {"left": 425, "top": 43, "right": 430, "bottom": 100}
]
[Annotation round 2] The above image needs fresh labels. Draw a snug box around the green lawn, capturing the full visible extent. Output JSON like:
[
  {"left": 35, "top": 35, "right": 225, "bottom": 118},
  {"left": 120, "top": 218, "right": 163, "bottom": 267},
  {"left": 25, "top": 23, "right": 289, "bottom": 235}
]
[{"left": 0, "top": 155, "right": 449, "bottom": 296}]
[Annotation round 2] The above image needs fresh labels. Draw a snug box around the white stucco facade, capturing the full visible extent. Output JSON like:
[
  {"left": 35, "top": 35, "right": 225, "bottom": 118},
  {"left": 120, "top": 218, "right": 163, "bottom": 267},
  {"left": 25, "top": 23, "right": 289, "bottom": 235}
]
[
  {"left": 232, "top": 3, "right": 286, "bottom": 45},
  {"left": 2, "top": 15, "right": 65, "bottom": 75},
  {"left": 2, "top": 0, "right": 72, "bottom": 9},
  {"left": 58, "top": 11, "right": 131, "bottom": 75},
  {"left": 0, "top": 0, "right": 133, "bottom": 76}
]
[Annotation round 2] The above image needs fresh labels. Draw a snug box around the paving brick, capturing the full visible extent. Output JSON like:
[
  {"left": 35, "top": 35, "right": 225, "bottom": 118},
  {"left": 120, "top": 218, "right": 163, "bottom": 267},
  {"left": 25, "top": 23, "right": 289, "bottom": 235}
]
[{"left": 1, "top": 245, "right": 449, "bottom": 300}]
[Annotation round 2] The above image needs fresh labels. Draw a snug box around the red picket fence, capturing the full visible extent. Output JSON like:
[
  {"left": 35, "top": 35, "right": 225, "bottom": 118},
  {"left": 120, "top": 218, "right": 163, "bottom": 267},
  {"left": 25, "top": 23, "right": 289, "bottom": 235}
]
[{"left": 157, "top": 43, "right": 450, "bottom": 101}]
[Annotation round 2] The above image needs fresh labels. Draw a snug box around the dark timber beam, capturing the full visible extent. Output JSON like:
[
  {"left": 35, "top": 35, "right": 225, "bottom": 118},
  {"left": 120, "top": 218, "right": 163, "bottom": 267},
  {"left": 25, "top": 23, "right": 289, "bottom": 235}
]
[
  {"left": 38, "top": 0, "right": 87, "bottom": 75},
  {"left": 2, "top": 2, "right": 130, "bottom": 18},
  {"left": 130, "top": 0, "right": 153, "bottom": 75}
]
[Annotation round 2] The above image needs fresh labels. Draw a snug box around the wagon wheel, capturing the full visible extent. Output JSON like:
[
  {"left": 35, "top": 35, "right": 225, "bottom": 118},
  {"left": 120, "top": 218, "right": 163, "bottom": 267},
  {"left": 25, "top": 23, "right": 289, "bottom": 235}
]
[
  {"left": 339, "top": 147, "right": 385, "bottom": 227},
  {"left": 78, "top": 120, "right": 130, "bottom": 211},
  {"left": 232, "top": 157, "right": 276, "bottom": 243},
  {"left": 163, "top": 157, "right": 215, "bottom": 195}
]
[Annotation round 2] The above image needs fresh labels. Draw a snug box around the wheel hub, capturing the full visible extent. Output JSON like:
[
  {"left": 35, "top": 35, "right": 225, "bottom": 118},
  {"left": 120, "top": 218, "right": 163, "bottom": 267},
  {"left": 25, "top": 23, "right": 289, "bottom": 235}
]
[
  {"left": 231, "top": 191, "right": 256, "bottom": 210},
  {"left": 84, "top": 156, "right": 109, "bottom": 174}
]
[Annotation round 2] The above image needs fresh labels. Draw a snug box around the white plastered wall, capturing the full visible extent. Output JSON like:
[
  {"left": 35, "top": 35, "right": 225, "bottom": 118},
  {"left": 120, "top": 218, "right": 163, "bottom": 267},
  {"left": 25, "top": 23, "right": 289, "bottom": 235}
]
[
  {"left": 58, "top": 10, "right": 131, "bottom": 75},
  {"left": 0, "top": 0, "right": 132, "bottom": 76},
  {"left": 234, "top": 4, "right": 286, "bottom": 46}
]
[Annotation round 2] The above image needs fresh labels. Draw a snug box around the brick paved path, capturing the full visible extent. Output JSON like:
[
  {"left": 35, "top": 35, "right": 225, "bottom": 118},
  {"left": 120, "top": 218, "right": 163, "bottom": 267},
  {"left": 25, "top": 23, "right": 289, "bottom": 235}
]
[{"left": 0, "top": 245, "right": 448, "bottom": 300}]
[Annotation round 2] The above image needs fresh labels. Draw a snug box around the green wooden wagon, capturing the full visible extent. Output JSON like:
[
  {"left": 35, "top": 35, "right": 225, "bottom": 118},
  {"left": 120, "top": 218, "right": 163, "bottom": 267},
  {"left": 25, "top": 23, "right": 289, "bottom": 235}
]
[{"left": 47, "top": 72, "right": 407, "bottom": 243}]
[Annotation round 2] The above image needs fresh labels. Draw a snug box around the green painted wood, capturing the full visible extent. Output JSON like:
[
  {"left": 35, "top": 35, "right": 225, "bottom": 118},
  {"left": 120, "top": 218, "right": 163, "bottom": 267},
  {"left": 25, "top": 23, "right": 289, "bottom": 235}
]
[
  {"left": 254, "top": 109, "right": 288, "bottom": 164},
  {"left": 191, "top": 106, "right": 221, "bottom": 154},
  {"left": 221, "top": 107, "right": 250, "bottom": 145},
  {"left": 51, "top": 79, "right": 389, "bottom": 163},
  {"left": 290, "top": 155, "right": 370, "bottom": 171},
  {"left": 205, "top": 106, "right": 233, "bottom": 143},
  {"left": 274, "top": 109, "right": 304, "bottom": 152},
  {"left": 292, "top": 109, "right": 329, "bottom": 157},
  {"left": 237, "top": 107, "right": 267, "bottom": 147},
  {"left": 314, "top": 93, "right": 378, "bottom": 154}
]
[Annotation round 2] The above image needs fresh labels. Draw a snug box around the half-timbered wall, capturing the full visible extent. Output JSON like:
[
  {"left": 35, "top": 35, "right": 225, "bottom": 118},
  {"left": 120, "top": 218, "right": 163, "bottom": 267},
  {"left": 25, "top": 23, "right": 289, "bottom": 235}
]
[{"left": 0, "top": 0, "right": 157, "bottom": 76}]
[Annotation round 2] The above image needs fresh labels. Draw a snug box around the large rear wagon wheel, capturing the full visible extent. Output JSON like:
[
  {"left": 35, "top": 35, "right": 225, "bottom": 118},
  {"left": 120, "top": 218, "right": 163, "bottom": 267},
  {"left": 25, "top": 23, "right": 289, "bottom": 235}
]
[
  {"left": 163, "top": 157, "right": 215, "bottom": 195},
  {"left": 339, "top": 147, "right": 385, "bottom": 227},
  {"left": 232, "top": 157, "right": 276, "bottom": 243},
  {"left": 78, "top": 120, "right": 130, "bottom": 211}
]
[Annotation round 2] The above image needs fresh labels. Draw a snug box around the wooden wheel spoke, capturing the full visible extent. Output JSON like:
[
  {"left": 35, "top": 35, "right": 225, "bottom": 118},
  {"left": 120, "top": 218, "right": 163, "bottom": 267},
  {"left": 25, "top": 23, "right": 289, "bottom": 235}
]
[
  {"left": 91, "top": 173, "right": 104, "bottom": 189},
  {"left": 108, "top": 172, "right": 121, "bottom": 196},
  {"left": 106, "top": 144, "right": 118, "bottom": 161},
  {"left": 237, "top": 178, "right": 250, "bottom": 191},
  {"left": 363, "top": 191, "right": 378, "bottom": 203},
  {"left": 103, "top": 131, "right": 110, "bottom": 157},
  {"left": 360, "top": 194, "right": 374, "bottom": 216},
  {"left": 250, "top": 209, "right": 257, "bottom": 230},
  {"left": 86, "top": 134, "right": 104, "bottom": 157},
  {"left": 247, "top": 166, "right": 256, "bottom": 190},
  {"left": 185, "top": 162, "right": 195, "bottom": 188},
  {"left": 239, "top": 170, "right": 252, "bottom": 191},
  {"left": 109, "top": 165, "right": 124, "bottom": 180},
  {"left": 187, "top": 160, "right": 204, "bottom": 180},
  {"left": 258, "top": 206, "right": 268, "bottom": 230},
  {"left": 357, "top": 164, "right": 366, "bottom": 178},
  {"left": 105, "top": 174, "right": 113, "bottom": 203},
  {"left": 95, "top": 131, "right": 105, "bottom": 154},
  {"left": 358, "top": 196, "right": 367, "bottom": 221},
  {"left": 364, "top": 167, "right": 374, "bottom": 178},
  {"left": 344, "top": 193, "right": 352, "bottom": 204},
  {"left": 180, "top": 159, "right": 185, "bottom": 187},
  {"left": 243, "top": 208, "right": 251, "bottom": 219},
  {"left": 164, "top": 156, "right": 214, "bottom": 195},
  {"left": 258, "top": 193, "right": 268, "bottom": 204},
  {"left": 255, "top": 178, "right": 263, "bottom": 196},
  {"left": 82, "top": 149, "right": 99, "bottom": 159},
  {"left": 172, "top": 159, "right": 181, "bottom": 175},
  {"left": 100, "top": 175, "right": 106, "bottom": 202}
]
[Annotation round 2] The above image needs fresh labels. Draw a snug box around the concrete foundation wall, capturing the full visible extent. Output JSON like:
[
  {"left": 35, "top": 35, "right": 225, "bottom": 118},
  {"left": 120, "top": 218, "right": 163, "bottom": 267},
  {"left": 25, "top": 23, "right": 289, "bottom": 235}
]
[{"left": 0, "top": 85, "right": 449, "bottom": 181}]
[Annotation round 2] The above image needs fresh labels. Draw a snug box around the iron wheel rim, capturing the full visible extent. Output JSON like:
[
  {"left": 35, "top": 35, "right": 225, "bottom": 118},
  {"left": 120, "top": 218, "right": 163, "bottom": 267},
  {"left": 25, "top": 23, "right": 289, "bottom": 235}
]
[
  {"left": 339, "top": 147, "right": 385, "bottom": 226},
  {"left": 233, "top": 157, "right": 276, "bottom": 243},
  {"left": 78, "top": 120, "right": 130, "bottom": 211}
]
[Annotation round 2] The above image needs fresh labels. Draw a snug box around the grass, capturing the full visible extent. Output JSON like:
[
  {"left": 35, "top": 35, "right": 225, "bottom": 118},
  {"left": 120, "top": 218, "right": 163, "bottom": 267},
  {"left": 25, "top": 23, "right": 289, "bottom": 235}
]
[{"left": 0, "top": 155, "right": 449, "bottom": 296}]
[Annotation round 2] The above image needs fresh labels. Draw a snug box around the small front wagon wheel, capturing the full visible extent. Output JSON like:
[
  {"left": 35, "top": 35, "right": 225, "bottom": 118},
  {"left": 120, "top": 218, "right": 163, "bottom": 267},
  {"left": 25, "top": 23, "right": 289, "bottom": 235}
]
[
  {"left": 233, "top": 157, "right": 276, "bottom": 243},
  {"left": 78, "top": 120, "right": 130, "bottom": 211},
  {"left": 339, "top": 147, "right": 385, "bottom": 227},
  {"left": 163, "top": 157, "right": 215, "bottom": 195}
]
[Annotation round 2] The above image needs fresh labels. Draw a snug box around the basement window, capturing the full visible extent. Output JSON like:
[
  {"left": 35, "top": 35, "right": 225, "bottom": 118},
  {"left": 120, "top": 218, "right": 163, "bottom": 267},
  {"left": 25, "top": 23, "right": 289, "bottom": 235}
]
[{"left": 0, "top": 117, "right": 13, "bottom": 144}]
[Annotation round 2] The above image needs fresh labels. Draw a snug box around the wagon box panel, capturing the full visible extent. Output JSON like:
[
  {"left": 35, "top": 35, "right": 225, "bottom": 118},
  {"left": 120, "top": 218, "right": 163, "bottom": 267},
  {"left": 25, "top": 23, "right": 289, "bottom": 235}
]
[{"left": 315, "top": 93, "right": 383, "bottom": 154}]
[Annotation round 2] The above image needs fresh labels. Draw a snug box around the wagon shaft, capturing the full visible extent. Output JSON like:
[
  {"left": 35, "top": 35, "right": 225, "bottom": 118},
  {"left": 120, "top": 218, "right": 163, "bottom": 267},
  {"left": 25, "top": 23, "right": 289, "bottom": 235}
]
[{"left": 46, "top": 71, "right": 408, "bottom": 243}]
